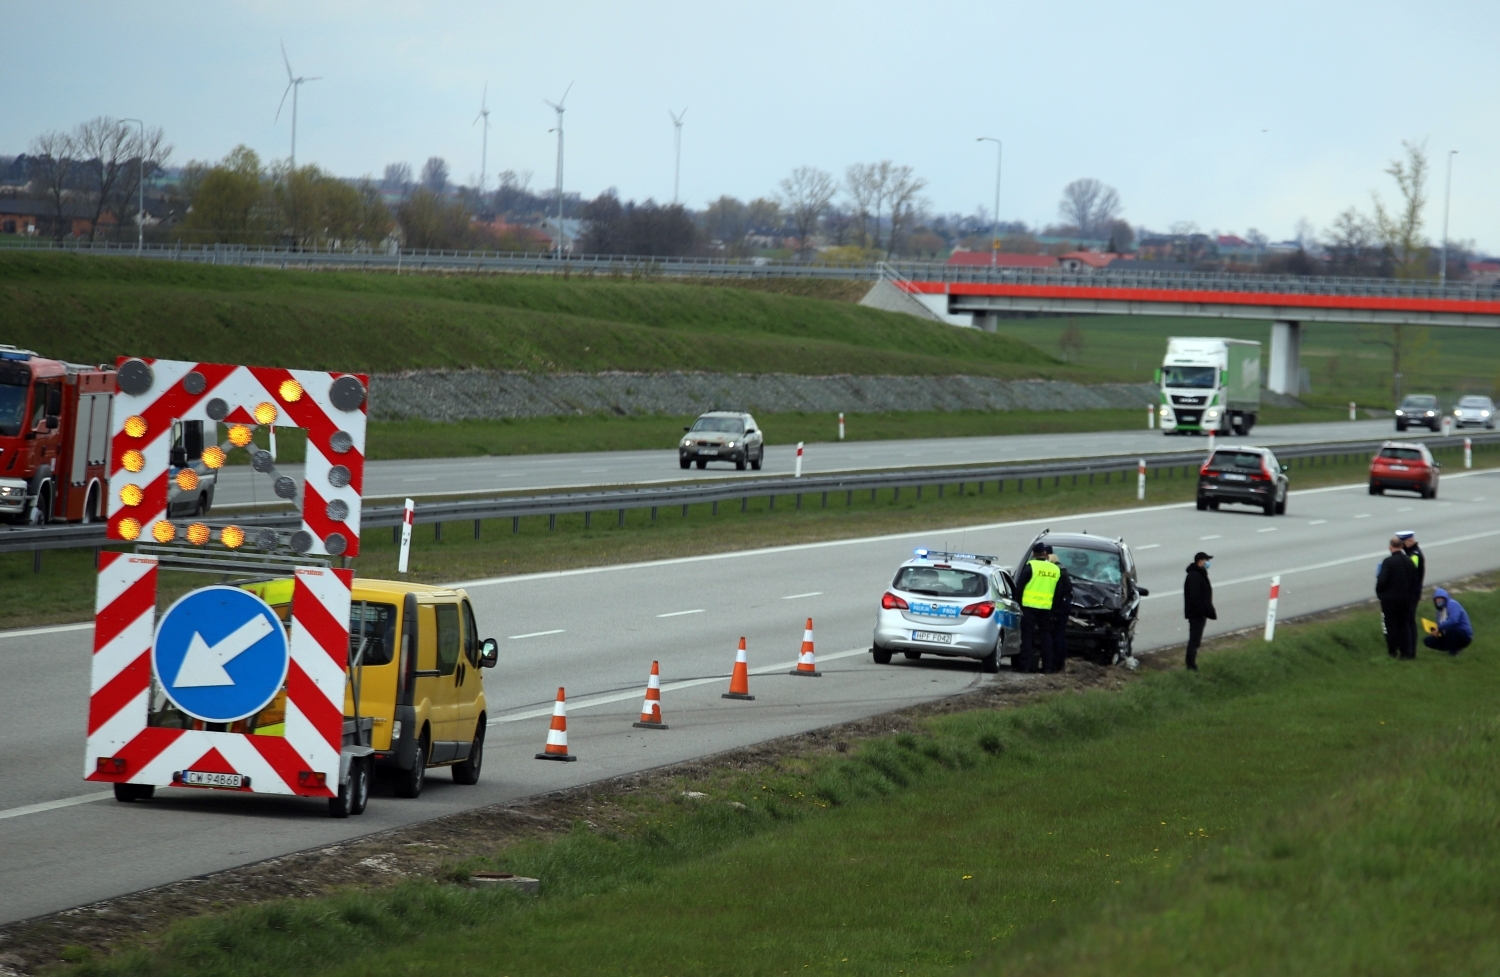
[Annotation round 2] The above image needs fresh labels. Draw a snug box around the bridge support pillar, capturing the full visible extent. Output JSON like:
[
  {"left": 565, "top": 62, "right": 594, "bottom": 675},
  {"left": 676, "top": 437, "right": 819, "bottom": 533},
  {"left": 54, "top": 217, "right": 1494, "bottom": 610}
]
[
  {"left": 1267, "top": 320, "right": 1302, "bottom": 395},
  {"left": 972, "top": 312, "right": 999, "bottom": 333}
]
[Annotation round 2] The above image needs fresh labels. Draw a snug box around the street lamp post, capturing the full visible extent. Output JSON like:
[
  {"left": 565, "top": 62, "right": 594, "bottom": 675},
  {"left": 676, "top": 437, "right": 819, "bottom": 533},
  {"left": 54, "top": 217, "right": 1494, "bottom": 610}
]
[
  {"left": 1440, "top": 149, "right": 1457, "bottom": 287},
  {"left": 976, "top": 137, "right": 1002, "bottom": 270},
  {"left": 121, "top": 118, "right": 146, "bottom": 255}
]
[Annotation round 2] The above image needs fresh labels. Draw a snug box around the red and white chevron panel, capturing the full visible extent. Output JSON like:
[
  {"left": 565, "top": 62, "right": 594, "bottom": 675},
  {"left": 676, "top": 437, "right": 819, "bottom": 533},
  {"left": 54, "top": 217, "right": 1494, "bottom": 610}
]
[
  {"left": 86, "top": 557, "right": 354, "bottom": 798},
  {"left": 105, "top": 358, "right": 368, "bottom": 557}
]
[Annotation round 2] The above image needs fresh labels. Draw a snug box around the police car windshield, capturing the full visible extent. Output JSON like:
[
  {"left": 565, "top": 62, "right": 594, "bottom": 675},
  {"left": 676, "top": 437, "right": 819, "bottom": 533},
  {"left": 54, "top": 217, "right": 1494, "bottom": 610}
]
[
  {"left": 892, "top": 566, "right": 988, "bottom": 598},
  {"left": 1162, "top": 366, "right": 1216, "bottom": 388},
  {"left": 690, "top": 417, "right": 744, "bottom": 434},
  {"left": 1051, "top": 546, "right": 1123, "bottom": 585},
  {"left": 0, "top": 384, "right": 25, "bottom": 437}
]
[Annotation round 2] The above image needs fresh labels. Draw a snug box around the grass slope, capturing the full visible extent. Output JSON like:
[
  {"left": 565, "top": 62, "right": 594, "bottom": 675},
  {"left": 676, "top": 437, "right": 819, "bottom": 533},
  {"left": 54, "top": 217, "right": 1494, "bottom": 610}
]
[
  {"left": 69, "top": 583, "right": 1500, "bottom": 976},
  {"left": 0, "top": 254, "right": 1074, "bottom": 379}
]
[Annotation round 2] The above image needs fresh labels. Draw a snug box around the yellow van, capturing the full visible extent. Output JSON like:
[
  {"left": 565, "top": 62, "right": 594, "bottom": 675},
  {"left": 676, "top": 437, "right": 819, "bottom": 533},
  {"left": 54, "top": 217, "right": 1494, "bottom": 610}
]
[{"left": 241, "top": 577, "right": 497, "bottom": 802}]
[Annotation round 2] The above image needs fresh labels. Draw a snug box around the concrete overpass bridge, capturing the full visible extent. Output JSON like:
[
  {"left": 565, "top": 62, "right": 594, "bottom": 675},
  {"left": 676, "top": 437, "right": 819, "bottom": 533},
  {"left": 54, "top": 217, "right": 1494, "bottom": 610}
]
[{"left": 874, "top": 267, "right": 1500, "bottom": 395}]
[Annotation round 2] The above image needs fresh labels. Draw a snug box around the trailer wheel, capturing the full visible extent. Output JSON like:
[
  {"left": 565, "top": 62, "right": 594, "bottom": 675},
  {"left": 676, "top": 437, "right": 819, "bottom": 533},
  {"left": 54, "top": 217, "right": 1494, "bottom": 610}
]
[
  {"left": 329, "top": 758, "right": 370, "bottom": 818},
  {"left": 113, "top": 783, "right": 154, "bottom": 802}
]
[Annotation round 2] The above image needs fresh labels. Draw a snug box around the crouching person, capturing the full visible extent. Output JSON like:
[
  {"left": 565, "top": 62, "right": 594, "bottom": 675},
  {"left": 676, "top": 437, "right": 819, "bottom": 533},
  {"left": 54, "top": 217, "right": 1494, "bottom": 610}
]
[{"left": 1424, "top": 587, "right": 1473, "bottom": 655}]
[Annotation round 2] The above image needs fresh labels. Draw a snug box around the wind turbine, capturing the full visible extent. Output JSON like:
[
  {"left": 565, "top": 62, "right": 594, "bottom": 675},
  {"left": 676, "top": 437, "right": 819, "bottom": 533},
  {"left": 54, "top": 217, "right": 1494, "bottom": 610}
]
[
  {"left": 474, "top": 83, "right": 491, "bottom": 194},
  {"left": 275, "top": 41, "right": 320, "bottom": 169},
  {"left": 669, "top": 107, "right": 687, "bottom": 205},
  {"left": 544, "top": 83, "right": 572, "bottom": 258}
]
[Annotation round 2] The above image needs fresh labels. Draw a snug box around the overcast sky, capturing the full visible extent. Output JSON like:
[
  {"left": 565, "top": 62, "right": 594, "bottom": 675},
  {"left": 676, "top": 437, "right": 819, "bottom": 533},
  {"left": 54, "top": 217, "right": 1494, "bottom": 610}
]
[{"left": 4, "top": 1, "right": 1494, "bottom": 249}]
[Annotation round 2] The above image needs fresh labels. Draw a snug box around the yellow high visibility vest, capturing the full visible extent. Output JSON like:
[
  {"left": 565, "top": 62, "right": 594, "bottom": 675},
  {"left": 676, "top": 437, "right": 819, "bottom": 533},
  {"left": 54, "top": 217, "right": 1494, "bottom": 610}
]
[{"left": 1022, "top": 559, "right": 1061, "bottom": 609}]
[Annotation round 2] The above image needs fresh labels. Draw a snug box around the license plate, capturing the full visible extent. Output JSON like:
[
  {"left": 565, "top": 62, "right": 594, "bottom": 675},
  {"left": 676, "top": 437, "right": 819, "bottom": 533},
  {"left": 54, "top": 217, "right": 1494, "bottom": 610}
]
[
  {"left": 1391, "top": 465, "right": 1408, "bottom": 470},
  {"left": 700, "top": 448, "right": 718, "bottom": 456},
  {"left": 912, "top": 630, "right": 952, "bottom": 644},
  {"left": 184, "top": 770, "right": 244, "bottom": 788},
  {"left": 909, "top": 602, "right": 961, "bottom": 618},
  {"left": 1221, "top": 473, "right": 1248, "bottom": 481}
]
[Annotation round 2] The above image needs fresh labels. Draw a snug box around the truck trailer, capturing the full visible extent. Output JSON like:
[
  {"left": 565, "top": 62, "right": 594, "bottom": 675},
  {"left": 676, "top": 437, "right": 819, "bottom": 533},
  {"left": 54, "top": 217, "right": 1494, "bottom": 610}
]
[{"left": 1156, "top": 337, "right": 1261, "bottom": 436}]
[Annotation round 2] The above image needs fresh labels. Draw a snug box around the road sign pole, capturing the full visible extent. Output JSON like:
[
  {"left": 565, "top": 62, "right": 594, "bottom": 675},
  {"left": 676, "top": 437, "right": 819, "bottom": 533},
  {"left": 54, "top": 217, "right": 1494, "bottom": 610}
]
[
  {"left": 1264, "top": 575, "right": 1281, "bottom": 642},
  {"left": 398, "top": 498, "right": 415, "bottom": 575}
]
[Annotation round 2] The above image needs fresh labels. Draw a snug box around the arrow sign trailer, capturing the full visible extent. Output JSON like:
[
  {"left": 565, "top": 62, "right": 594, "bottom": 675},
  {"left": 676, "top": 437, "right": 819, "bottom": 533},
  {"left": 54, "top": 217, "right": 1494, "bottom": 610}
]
[{"left": 152, "top": 586, "right": 290, "bottom": 724}]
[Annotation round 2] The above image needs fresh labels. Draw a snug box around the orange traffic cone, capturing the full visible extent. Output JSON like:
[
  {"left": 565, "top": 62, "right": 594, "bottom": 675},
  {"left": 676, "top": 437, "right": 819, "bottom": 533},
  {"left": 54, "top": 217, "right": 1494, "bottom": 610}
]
[
  {"left": 789, "top": 618, "right": 821, "bottom": 677},
  {"left": 535, "top": 687, "right": 578, "bottom": 761},
  {"left": 722, "top": 637, "right": 755, "bottom": 700},
  {"left": 632, "top": 661, "right": 669, "bottom": 729}
]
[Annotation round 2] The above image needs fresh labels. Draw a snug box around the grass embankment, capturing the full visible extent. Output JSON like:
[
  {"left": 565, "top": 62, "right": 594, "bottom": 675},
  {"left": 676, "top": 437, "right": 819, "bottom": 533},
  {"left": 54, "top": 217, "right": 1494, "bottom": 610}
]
[
  {"left": 66, "top": 581, "right": 1500, "bottom": 976},
  {"left": 9, "top": 442, "right": 1494, "bottom": 632},
  {"left": 0, "top": 253, "right": 1070, "bottom": 380}
]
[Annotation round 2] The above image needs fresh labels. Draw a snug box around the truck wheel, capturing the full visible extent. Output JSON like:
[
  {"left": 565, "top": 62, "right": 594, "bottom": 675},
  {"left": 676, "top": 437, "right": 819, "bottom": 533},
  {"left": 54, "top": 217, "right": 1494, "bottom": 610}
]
[
  {"left": 452, "top": 723, "right": 484, "bottom": 785},
  {"left": 393, "top": 732, "right": 427, "bottom": 799},
  {"left": 82, "top": 483, "right": 101, "bottom": 524},
  {"left": 30, "top": 483, "right": 51, "bottom": 525}
]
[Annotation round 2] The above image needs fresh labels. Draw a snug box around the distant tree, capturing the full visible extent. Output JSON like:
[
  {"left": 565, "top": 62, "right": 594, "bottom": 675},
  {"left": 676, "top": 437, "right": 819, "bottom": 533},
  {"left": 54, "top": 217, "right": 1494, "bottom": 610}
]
[
  {"left": 745, "top": 197, "right": 782, "bottom": 233},
  {"left": 397, "top": 187, "right": 474, "bottom": 249},
  {"left": 420, "top": 157, "right": 449, "bottom": 194},
  {"left": 703, "top": 195, "right": 750, "bottom": 251},
  {"left": 578, "top": 191, "right": 627, "bottom": 254},
  {"left": 1372, "top": 140, "right": 1429, "bottom": 278},
  {"left": 272, "top": 165, "right": 390, "bottom": 247},
  {"left": 823, "top": 204, "right": 855, "bottom": 246},
  {"left": 1058, "top": 323, "right": 1085, "bottom": 362},
  {"left": 778, "top": 166, "right": 836, "bottom": 254},
  {"left": 1058, "top": 178, "right": 1122, "bottom": 238},
  {"left": 844, "top": 162, "right": 886, "bottom": 249},
  {"left": 27, "top": 129, "right": 77, "bottom": 240},
  {"left": 382, "top": 162, "right": 412, "bottom": 196},
  {"left": 178, "top": 146, "right": 272, "bottom": 243},
  {"left": 104, "top": 124, "right": 171, "bottom": 243},
  {"left": 1104, "top": 219, "right": 1135, "bottom": 253},
  {"left": 883, "top": 165, "right": 928, "bottom": 256},
  {"left": 578, "top": 192, "right": 696, "bottom": 256},
  {"left": 1323, "top": 208, "right": 1382, "bottom": 275}
]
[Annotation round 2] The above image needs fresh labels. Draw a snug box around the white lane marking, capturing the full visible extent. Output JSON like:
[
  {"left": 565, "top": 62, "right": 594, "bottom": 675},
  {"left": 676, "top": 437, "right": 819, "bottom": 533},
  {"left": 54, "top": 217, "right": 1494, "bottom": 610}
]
[
  {"left": 1309, "top": 520, "right": 1327, "bottom": 525},
  {"left": 0, "top": 622, "right": 92, "bottom": 640},
  {"left": 1398, "top": 507, "right": 1414, "bottom": 512},
  {"left": 781, "top": 591, "right": 823, "bottom": 600},
  {"left": 0, "top": 791, "right": 112, "bottom": 821},
  {"left": 580, "top": 468, "right": 606, "bottom": 473},
  {"left": 1200, "top": 534, "right": 1222, "bottom": 540},
  {"left": 508, "top": 629, "right": 565, "bottom": 640},
  {"left": 657, "top": 609, "right": 705, "bottom": 618},
  {"left": 490, "top": 647, "right": 872, "bottom": 724},
  {"left": 1438, "top": 502, "right": 1453, "bottom": 507},
  {"left": 402, "top": 477, "right": 438, "bottom": 483},
  {"left": 1353, "top": 514, "right": 1371, "bottom": 519},
  {"left": 1257, "top": 527, "right": 1278, "bottom": 533},
  {"left": 1474, "top": 497, "right": 1487, "bottom": 502},
  {"left": 1136, "top": 544, "right": 1161, "bottom": 550},
  {"left": 1142, "top": 526, "right": 1500, "bottom": 600}
]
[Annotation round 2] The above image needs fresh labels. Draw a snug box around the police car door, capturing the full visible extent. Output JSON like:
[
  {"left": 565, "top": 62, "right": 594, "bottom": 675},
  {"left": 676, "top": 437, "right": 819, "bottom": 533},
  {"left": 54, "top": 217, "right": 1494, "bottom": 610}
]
[{"left": 994, "top": 569, "right": 1022, "bottom": 660}]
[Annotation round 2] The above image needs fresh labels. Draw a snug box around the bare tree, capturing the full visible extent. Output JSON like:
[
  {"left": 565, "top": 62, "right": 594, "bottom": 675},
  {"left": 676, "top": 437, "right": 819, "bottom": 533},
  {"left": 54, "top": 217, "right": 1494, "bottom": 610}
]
[
  {"left": 1323, "top": 208, "right": 1379, "bottom": 274},
  {"left": 1058, "top": 322, "right": 1085, "bottom": 361},
  {"left": 883, "top": 165, "right": 928, "bottom": 256},
  {"left": 28, "top": 130, "right": 77, "bottom": 240},
  {"left": 1372, "top": 139, "right": 1429, "bottom": 277},
  {"left": 382, "top": 162, "right": 413, "bottom": 196},
  {"left": 1058, "top": 178, "right": 1122, "bottom": 238},
  {"left": 103, "top": 124, "right": 171, "bottom": 243},
  {"left": 844, "top": 163, "right": 883, "bottom": 249},
  {"left": 420, "top": 157, "right": 449, "bottom": 194},
  {"left": 73, "top": 118, "right": 136, "bottom": 241},
  {"left": 778, "top": 166, "right": 835, "bottom": 253}
]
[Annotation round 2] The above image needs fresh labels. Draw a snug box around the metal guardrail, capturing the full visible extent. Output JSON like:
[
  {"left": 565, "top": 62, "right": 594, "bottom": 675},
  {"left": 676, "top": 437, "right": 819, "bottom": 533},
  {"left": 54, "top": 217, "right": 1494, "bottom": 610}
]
[
  {"left": 6, "top": 432, "right": 1495, "bottom": 556},
  {"left": 8, "top": 239, "right": 1500, "bottom": 303}
]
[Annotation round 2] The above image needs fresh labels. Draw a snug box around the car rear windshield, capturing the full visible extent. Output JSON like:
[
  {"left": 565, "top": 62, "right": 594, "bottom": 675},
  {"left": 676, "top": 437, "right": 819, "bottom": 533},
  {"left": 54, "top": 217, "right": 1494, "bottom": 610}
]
[
  {"left": 1402, "top": 396, "right": 1437, "bottom": 407},
  {"left": 1162, "top": 366, "right": 1217, "bottom": 388},
  {"left": 1051, "top": 546, "right": 1124, "bottom": 585},
  {"left": 1379, "top": 447, "right": 1425, "bottom": 461},
  {"left": 691, "top": 417, "right": 744, "bottom": 434},
  {"left": 1208, "top": 451, "right": 1265, "bottom": 470},
  {"left": 892, "top": 566, "right": 989, "bottom": 598}
]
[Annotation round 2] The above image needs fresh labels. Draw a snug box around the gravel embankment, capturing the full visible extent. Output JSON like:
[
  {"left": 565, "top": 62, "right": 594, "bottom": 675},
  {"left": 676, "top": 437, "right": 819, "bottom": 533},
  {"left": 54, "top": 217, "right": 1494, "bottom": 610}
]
[{"left": 365, "top": 372, "right": 1259, "bottom": 421}]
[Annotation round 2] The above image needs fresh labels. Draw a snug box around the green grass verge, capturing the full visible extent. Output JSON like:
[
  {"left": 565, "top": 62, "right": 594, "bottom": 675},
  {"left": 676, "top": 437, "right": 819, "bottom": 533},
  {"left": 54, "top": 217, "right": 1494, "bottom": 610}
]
[
  {"left": 0, "top": 253, "right": 1078, "bottom": 380},
  {"left": 9, "top": 442, "right": 1495, "bottom": 632},
  {"left": 67, "top": 579, "right": 1500, "bottom": 976}
]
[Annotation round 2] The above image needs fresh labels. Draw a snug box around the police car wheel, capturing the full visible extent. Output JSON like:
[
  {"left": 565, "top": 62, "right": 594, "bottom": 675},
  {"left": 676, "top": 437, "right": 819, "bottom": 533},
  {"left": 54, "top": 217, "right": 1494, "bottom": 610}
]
[
  {"left": 980, "top": 647, "right": 1001, "bottom": 674},
  {"left": 871, "top": 647, "right": 892, "bottom": 665}
]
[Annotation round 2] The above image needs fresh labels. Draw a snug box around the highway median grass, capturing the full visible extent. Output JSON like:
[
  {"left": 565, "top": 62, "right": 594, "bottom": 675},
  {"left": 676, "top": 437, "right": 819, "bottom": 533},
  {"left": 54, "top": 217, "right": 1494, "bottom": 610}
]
[{"left": 63, "top": 578, "right": 1500, "bottom": 976}]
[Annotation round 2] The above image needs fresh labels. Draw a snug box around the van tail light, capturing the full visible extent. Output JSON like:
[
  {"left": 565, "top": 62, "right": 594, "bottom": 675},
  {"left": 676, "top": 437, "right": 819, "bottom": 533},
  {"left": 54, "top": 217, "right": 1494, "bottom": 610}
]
[
  {"left": 961, "top": 600, "right": 995, "bottom": 619},
  {"left": 881, "top": 592, "right": 909, "bottom": 610}
]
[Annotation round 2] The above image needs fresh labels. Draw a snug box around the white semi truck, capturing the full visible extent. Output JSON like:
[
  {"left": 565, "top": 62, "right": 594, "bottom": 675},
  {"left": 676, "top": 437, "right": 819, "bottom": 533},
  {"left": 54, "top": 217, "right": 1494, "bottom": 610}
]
[{"left": 1156, "top": 337, "right": 1261, "bottom": 436}]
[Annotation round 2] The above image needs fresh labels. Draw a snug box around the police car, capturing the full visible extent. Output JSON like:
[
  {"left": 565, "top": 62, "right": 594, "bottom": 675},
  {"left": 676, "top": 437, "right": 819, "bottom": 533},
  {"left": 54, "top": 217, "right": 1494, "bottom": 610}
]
[{"left": 871, "top": 549, "right": 1021, "bottom": 673}]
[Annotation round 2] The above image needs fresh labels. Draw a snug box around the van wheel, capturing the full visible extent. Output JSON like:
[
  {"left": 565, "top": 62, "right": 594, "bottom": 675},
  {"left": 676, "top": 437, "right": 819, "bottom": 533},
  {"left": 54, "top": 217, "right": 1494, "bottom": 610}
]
[
  {"left": 393, "top": 732, "right": 427, "bottom": 799},
  {"left": 453, "top": 722, "right": 484, "bottom": 785}
]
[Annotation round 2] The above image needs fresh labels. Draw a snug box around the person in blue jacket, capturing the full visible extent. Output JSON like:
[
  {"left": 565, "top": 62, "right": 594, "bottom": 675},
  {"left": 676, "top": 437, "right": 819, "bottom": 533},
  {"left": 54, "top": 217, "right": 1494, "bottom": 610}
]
[{"left": 1423, "top": 587, "right": 1473, "bottom": 655}]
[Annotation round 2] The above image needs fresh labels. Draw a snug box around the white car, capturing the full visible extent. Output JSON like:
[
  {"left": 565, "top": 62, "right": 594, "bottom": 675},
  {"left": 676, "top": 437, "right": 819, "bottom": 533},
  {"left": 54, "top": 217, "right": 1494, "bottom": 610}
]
[
  {"left": 1452, "top": 395, "right": 1496, "bottom": 430},
  {"left": 871, "top": 549, "right": 1019, "bottom": 673}
]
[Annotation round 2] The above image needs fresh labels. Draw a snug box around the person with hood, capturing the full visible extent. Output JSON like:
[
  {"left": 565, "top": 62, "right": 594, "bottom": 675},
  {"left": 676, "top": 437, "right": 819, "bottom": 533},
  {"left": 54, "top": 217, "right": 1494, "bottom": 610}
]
[
  {"left": 1183, "top": 551, "right": 1216, "bottom": 671},
  {"left": 1398, "top": 530, "right": 1425, "bottom": 655},
  {"left": 1377, "top": 536, "right": 1418, "bottom": 659},
  {"left": 1423, "top": 588, "right": 1473, "bottom": 655}
]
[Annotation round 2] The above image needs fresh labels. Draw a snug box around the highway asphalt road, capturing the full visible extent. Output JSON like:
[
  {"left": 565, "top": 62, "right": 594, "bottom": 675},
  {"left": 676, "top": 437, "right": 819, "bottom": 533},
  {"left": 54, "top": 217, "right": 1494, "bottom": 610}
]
[
  {"left": 3, "top": 464, "right": 1497, "bottom": 924},
  {"left": 211, "top": 418, "right": 1409, "bottom": 507}
]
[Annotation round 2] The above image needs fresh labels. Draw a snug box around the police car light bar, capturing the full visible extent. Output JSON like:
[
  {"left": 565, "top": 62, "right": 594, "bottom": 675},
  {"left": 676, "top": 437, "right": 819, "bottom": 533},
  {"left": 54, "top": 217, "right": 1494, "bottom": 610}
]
[{"left": 913, "top": 548, "right": 998, "bottom": 565}]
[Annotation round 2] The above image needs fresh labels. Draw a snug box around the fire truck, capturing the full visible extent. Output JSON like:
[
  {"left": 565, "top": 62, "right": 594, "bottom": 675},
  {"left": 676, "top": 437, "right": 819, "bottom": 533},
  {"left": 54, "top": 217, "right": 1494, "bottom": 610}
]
[{"left": 0, "top": 346, "right": 215, "bottom": 524}]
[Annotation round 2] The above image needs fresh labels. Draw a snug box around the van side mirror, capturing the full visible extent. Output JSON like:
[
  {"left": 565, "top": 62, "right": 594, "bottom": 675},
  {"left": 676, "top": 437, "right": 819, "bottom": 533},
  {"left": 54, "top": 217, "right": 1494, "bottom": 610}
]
[
  {"left": 169, "top": 446, "right": 188, "bottom": 468},
  {"left": 182, "top": 420, "right": 205, "bottom": 461},
  {"left": 479, "top": 637, "right": 498, "bottom": 667},
  {"left": 45, "top": 415, "right": 59, "bottom": 431}
]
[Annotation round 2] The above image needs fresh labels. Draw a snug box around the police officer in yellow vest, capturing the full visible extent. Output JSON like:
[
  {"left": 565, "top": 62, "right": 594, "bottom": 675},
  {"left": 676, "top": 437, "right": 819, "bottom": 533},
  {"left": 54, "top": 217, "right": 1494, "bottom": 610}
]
[{"left": 1013, "top": 543, "right": 1060, "bottom": 673}]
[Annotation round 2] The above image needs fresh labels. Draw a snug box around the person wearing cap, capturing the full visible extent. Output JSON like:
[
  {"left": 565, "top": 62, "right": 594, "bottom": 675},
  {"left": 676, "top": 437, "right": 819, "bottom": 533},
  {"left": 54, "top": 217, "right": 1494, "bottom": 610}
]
[
  {"left": 1423, "top": 588, "right": 1473, "bottom": 655},
  {"left": 1013, "top": 543, "right": 1060, "bottom": 673},
  {"left": 1045, "top": 549, "right": 1073, "bottom": 673},
  {"left": 1182, "top": 551, "right": 1216, "bottom": 671},
  {"left": 1398, "top": 531, "right": 1425, "bottom": 654},
  {"left": 1377, "top": 536, "right": 1418, "bottom": 659}
]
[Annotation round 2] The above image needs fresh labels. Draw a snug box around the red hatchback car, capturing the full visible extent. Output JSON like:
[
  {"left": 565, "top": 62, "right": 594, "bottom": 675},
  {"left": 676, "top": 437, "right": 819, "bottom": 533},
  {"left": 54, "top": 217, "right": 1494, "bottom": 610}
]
[{"left": 1369, "top": 442, "right": 1441, "bottom": 498}]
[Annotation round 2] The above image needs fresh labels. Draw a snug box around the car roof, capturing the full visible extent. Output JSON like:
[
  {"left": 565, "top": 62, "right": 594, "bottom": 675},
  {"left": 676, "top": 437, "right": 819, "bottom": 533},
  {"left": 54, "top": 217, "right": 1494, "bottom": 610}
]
[
  {"left": 899, "top": 556, "right": 997, "bottom": 572},
  {"left": 1402, "top": 394, "right": 1438, "bottom": 402},
  {"left": 1380, "top": 440, "right": 1429, "bottom": 450},
  {"left": 1037, "top": 532, "right": 1124, "bottom": 553},
  {"left": 696, "top": 410, "right": 750, "bottom": 417},
  {"left": 1211, "top": 445, "right": 1271, "bottom": 454},
  {"left": 1458, "top": 395, "right": 1492, "bottom": 403}
]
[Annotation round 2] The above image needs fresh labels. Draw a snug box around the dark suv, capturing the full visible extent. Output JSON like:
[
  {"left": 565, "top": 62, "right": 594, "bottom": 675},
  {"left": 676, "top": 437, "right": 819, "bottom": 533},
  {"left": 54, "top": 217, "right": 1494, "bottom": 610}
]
[
  {"left": 1006, "top": 532, "right": 1148, "bottom": 666},
  {"left": 1197, "top": 446, "right": 1289, "bottom": 516},
  {"left": 1395, "top": 395, "right": 1441, "bottom": 432}
]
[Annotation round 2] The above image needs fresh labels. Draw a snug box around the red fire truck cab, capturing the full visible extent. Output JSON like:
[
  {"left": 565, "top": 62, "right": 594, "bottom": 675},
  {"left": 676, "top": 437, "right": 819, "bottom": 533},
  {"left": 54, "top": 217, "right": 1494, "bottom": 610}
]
[{"left": 0, "top": 345, "right": 115, "bottom": 524}]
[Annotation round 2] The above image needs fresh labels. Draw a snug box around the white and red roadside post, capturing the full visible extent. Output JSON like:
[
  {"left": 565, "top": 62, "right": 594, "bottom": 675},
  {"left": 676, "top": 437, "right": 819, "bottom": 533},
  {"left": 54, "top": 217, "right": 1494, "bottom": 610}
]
[
  {"left": 795, "top": 442, "right": 804, "bottom": 478},
  {"left": 1465, "top": 437, "right": 1473, "bottom": 469},
  {"left": 1136, "top": 458, "right": 1146, "bottom": 501},
  {"left": 1349, "top": 401, "right": 1357, "bottom": 421},
  {"left": 1207, "top": 430, "right": 1216, "bottom": 455},
  {"left": 1147, "top": 404, "right": 1155, "bottom": 429},
  {"left": 398, "top": 498, "right": 415, "bottom": 575},
  {"left": 1264, "top": 575, "right": 1281, "bottom": 642},
  {"left": 1442, "top": 415, "right": 1454, "bottom": 436},
  {"left": 838, "top": 412, "right": 845, "bottom": 441}
]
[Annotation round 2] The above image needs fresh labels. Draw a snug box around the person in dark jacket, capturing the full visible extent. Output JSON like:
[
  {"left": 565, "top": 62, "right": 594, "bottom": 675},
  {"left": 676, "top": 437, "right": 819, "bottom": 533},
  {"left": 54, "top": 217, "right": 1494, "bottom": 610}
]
[
  {"left": 1423, "top": 587, "right": 1473, "bottom": 655},
  {"left": 1398, "top": 531, "right": 1425, "bottom": 654},
  {"left": 1377, "top": 536, "right": 1418, "bottom": 659},
  {"left": 1046, "top": 550, "right": 1073, "bottom": 673},
  {"left": 1182, "top": 551, "right": 1216, "bottom": 671}
]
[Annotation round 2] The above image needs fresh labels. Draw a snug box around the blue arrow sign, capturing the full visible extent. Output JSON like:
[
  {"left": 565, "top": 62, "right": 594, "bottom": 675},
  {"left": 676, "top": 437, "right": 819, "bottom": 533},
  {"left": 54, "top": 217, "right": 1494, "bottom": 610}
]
[{"left": 153, "top": 586, "right": 290, "bottom": 724}]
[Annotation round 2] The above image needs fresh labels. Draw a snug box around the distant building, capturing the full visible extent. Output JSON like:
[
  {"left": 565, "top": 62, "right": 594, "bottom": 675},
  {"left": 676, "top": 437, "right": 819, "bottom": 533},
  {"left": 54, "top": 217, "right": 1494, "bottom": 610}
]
[
  {"left": 1057, "top": 251, "right": 1121, "bottom": 273},
  {"left": 1215, "top": 235, "right": 1262, "bottom": 262},
  {"left": 1469, "top": 260, "right": 1500, "bottom": 284},
  {"left": 0, "top": 199, "right": 115, "bottom": 238}
]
